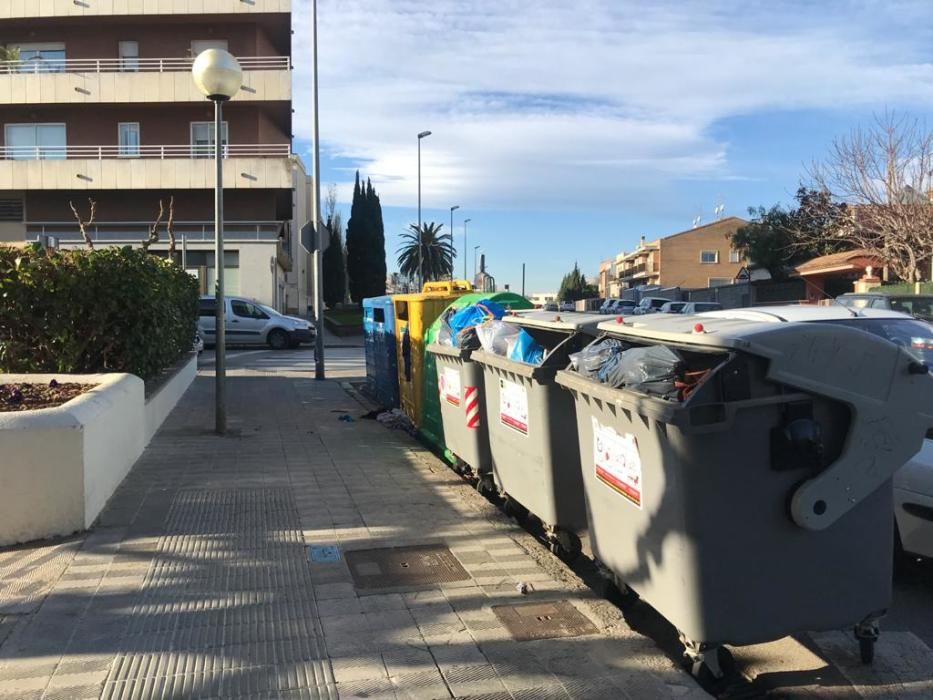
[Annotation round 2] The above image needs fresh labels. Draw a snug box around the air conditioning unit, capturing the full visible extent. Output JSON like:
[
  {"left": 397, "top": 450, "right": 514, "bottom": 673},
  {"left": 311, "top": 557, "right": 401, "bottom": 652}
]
[{"left": 36, "top": 234, "right": 59, "bottom": 252}]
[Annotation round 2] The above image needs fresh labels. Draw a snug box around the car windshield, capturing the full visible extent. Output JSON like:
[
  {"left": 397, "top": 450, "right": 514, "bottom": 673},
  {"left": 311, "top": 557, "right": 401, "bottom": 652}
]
[
  {"left": 888, "top": 297, "right": 933, "bottom": 321},
  {"left": 258, "top": 303, "right": 281, "bottom": 317},
  {"left": 813, "top": 318, "right": 933, "bottom": 366}
]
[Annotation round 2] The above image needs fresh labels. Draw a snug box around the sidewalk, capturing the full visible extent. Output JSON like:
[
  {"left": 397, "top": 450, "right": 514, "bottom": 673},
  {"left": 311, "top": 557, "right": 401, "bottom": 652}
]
[{"left": 0, "top": 368, "right": 703, "bottom": 700}]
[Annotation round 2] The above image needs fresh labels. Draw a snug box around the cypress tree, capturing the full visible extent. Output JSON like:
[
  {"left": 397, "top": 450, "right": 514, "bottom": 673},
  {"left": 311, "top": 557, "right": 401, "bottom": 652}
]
[{"left": 345, "top": 172, "right": 365, "bottom": 302}]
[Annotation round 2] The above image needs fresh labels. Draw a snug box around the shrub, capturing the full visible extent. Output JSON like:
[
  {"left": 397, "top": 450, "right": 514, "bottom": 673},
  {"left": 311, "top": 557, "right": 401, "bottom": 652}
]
[{"left": 0, "top": 245, "right": 199, "bottom": 380}]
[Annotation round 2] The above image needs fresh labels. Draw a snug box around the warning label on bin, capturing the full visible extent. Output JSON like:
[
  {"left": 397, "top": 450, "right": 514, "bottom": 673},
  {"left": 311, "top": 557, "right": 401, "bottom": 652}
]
[
  {"left": 499, "top": 378, "right": 528, "bottom": 435},
  {"left": 593, "top": 418, "right": 642, "bottom": 509},
  {"left": 439, "top": 367, "right": 461, "bottom": 406}
]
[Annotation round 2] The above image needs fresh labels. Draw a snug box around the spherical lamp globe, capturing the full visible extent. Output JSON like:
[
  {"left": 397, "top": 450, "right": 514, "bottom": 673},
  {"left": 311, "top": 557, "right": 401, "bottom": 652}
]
[{"left": 192, "top": 49, "right": 242, "bottom": 101}]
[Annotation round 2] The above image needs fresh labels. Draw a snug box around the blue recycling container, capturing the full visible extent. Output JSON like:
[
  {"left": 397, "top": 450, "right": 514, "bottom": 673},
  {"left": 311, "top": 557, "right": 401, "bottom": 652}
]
[{"left": 363, "top": 296, "right": 399, "bottom": 409}]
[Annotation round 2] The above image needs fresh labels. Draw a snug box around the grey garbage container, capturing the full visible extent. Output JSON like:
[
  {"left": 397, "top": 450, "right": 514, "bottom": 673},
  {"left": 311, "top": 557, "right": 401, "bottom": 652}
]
[
  {"left": 555, "top": 313, "right": 933, "bottom": 679},
  {"left": 473, "top": 312, "right": 605, "bottom": 555},
  {"left": 426, "top": 343, "right": 491, "bottom": 478}
]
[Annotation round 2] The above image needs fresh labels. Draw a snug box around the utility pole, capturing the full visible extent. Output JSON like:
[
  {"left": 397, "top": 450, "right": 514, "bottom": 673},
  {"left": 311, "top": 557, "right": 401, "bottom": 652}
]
[
  {"left": 522, "top": 263, "right": 526, "bottom": 298},
  {"left": 311, "top": 0, "right": 325, "bottom": 379},
  {"left": 449, "top": 205, "right": 459, "bottom": 282},
  {"left": 417, "top": 130, "right": 432, "bottom": 290}
]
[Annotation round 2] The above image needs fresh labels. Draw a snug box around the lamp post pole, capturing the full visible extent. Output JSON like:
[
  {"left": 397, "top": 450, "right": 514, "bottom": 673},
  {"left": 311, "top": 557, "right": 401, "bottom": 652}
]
[
  {"left": 417, "top": 130, "right": 431, "bottom": 289},
  {"left": 449, "top": 205, "right": 459, "bottom": 282},
  {"left": 311, "top": 0, "right": 325, "bottom": 379},
  {"left": 192, "top": 48, "right": 242, "bottom": 436},
  {"left": 463, "top": 218, "right": 471, "bottom": 281}
]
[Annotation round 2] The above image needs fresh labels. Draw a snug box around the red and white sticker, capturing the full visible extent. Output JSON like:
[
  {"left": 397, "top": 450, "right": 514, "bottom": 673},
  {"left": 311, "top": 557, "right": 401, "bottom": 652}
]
[
  {"left": 592, "top": 418, "right": 642, "bottom": 509},
  {"left": 439, "top": 366, "right": 461, "bottom": 406},
  {"left": 499, "top": 378, "right": 529, "bottom": 435},
  {"left": 464, "top": 386, "right": 480, "bottom": 429}
]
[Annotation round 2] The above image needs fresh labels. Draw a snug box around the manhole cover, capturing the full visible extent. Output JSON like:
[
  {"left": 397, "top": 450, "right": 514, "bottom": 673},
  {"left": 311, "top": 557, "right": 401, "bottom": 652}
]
[
  {"left": 492, "top": 600, "right": 598, "bottom": 641},
  {"left": 345, "top": 545, "right": 470, "bottom": 589}
]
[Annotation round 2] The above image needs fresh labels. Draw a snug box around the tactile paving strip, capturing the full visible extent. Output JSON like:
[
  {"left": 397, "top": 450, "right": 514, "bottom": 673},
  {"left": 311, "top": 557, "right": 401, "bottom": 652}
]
[
  {"left": 0, "top": 538, "right": 82, "bottom": 615},
  {"left": 492, "top": 600, "right": 598, "bottom": 642},
  {"left": 344, "top": 545, "right": 471, "bottom": 590},
  {"left": 101, "top": 489, "right": 337, "bottom": 700}
]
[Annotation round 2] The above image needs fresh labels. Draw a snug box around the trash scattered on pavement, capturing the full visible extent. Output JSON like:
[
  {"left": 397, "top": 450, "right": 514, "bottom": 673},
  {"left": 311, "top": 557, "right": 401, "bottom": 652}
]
[
  {"left": 377, "top": 408, "right": 416, "bottom": 434},
  {"left": 337, "top": 414, "right": 355, "bottom": 423},
  {"left": 516, "top": 581, "right": 534, "bottom": 595}
]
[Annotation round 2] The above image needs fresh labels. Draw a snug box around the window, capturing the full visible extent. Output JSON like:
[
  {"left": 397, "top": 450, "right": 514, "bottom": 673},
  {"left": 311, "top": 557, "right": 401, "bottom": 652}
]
[
  {"left": 15, "top": 43, "right": 66, "bottom": 73},
  {"left": 198, "top": 299, "right": 217, "bottom": 317},
  {"left": 118, "top": 41, "right": 139, "bottom": 71},
  {"left": 707, "top": 277, "right": 732, "bottom": 288},
  {"left": 0, "top": 198, "right": 24, "bottom": 222},
  {"left": 118, "top": 123, "right": 140, "bottom": 157},
  {"left": 4, "top": 123, "right": 66, "bottom": 160},
  {"left": 191, "top": 40, "right": 229, "bottom": 56},
  {"left": 231, "top": 300, "right": 268, "bottom": 319},
  {"left": 700, "top": 250, "right": 719, "bottom": 264},
  {"left": 729, "top": 248, "right": 741, "bottom": 263},
  {"left": 373, "top": 308, "right": 385, "bottom": 324},
  {"left": 190, "top": 121, "right": 229, "bottom": 158}
]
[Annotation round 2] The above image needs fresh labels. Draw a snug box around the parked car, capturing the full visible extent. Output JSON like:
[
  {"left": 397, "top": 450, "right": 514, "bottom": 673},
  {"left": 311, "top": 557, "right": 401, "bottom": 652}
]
[
  {"left": 544, "top": 302, "right": 559, "bottom": 312},
  {"left": 837, "top": 293, "right": 933, "bottom": 323},
  {"left": 198, "top": 296, "right": 316, "bottom": 350},
  {"left": 633, "top": 296, "right": 670, "bottom": 315},
  {"left": 559, "top": 301, "right": 576, "bottom": 312},
  {"left": 598, "top": 299, "right": 617, "bottom": 314},
  {"left": 680, "top": 301, "right": 724, "bottom": 314},
  {"left": 698, "top": 304, "right": 933, "bottom": 559},
  {"left": 660, "top": 301, "right": 687, "bottom": 313},
  {"left": 607, "top": 300, "right": 637, "bottom": 316}
]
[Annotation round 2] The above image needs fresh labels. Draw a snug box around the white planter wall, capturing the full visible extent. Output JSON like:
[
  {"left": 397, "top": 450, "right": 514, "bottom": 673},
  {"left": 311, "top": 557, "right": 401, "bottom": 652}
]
[{"left": 0, "top": 354, "right": 196, "bottom": 546}]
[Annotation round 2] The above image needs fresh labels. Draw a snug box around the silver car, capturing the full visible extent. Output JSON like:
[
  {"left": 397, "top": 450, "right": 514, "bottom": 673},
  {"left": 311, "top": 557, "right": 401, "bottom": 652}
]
[{"left": 198, "top": 296, "right": 315, "bottom": 350}]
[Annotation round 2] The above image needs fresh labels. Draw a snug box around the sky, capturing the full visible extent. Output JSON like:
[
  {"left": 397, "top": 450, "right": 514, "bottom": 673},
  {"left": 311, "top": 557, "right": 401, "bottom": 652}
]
[{"left": 290, "top": 0, "right": 933, "bottom": 293}]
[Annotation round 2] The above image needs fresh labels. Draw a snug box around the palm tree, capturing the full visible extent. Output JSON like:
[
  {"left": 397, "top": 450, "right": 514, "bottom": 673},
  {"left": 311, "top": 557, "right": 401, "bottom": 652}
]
[{"left": 397, "top": 222, "right": 454, "bottom": 282}]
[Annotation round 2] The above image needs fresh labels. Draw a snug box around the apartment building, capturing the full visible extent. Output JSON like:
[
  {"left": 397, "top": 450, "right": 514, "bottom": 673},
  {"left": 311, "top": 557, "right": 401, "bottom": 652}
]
[
  {"left": 0, "top": 0, "right": 312, "bottom": 313},
  {"left": 616, "top": 217, "right": 748, "bottom": 290}
]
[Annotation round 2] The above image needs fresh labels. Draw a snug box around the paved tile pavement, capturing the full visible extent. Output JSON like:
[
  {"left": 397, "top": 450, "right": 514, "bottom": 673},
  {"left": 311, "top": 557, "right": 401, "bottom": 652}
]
[{"left": 0, "top": 369, "right": 703, "bottom": 700}]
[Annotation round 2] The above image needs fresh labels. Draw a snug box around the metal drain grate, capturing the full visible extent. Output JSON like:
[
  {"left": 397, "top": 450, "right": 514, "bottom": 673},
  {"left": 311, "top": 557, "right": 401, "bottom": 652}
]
[
  {"left": 492, "top": 600, "right": 598, "bottom": 641},
  {"left": 345, "top": 545, "right": 470, "bottom": 589}
]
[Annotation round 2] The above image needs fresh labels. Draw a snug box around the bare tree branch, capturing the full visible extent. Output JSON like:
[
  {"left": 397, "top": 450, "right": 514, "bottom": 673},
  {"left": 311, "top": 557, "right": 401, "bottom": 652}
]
[
  {"left": 141, "top": 200, "right": 165, "bottom": 252},
  {"left": 166, "top": 196, "right": 177, "bottom": 259},
  {"left": 69, "top": 198, "right": 96, "bottom": 250}
]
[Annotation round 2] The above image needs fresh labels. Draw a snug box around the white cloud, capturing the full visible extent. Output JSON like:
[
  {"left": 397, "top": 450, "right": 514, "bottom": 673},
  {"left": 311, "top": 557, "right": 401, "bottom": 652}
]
[{"left": 291, "top": 0, "right": 933, "bottom": 211}]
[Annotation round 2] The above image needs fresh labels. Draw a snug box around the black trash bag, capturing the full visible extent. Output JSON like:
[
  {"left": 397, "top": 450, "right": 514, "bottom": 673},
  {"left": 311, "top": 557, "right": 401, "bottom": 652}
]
[{"left": 599, "top": 345, "right": 683, "bottom": 398}]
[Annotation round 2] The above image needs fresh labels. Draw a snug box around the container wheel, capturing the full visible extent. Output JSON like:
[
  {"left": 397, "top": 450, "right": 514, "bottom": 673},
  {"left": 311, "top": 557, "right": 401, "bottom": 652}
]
[
  {"left": 476, "top": 475, "right": 495, "bottom": 498},
  {"left": 859, "top": 636, "right": 875, "bottom": 664},
  {"left": 549, "top": 529, "right": 582, "bottom": 562},
  {"left": 503, "top": 497, "right": 528, "bottom": 522}
]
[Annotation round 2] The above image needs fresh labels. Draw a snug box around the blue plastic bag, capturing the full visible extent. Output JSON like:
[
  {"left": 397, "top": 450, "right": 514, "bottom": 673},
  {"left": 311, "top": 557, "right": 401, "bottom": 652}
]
[
  {"left": 507, "top": 329, "right": 544, "bottom": 365},
  {"left": 448, "top": 301, "right": 507, "bottom": 347}
]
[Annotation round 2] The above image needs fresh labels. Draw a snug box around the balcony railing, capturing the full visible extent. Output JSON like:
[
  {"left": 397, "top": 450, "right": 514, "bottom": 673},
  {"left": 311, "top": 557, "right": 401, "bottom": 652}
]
[
  {"left": 0, "top": 56, "right": 290, "bottom": 74},
  {"left": 27, "top": 220, "right": 287, "bottom": 243},
  {"left": 1, "top": 144, "right": 292, "bottom": 160}
]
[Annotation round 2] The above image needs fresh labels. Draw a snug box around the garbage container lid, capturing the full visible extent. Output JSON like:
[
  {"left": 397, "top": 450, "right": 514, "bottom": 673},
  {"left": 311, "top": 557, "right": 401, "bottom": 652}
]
[
  {"left": 504, "top": 311, "right": 606, "bottom": 334},
  {"left": 597, "top": 305, "right": 915, "bottom": 350}
]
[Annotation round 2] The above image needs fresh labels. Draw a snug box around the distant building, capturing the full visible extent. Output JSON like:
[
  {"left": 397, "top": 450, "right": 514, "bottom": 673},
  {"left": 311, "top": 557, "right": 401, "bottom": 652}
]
[
  {"left": 615, "top": 217, "right": 748, "bottom": 290},
  {"left": 598, "top": 259, "right": 613, "bottom": 298},
  {"left": 0, "top": 0, "right": 310, "bottom": 313},
  {"left": 528, "top": 292, "right": 557, "bottom": 307}
]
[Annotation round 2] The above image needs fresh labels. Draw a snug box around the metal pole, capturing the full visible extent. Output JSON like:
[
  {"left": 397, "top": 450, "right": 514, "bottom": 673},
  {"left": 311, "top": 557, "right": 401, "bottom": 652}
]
[
  {"left": 450, "top": 207, "right": 454, "bottom": 282},
  {"left": 213, "top": 98, "right": 226, "bottom": 435},
  {"left": 182, "top": 233, "right": 187, "bottom": 269},
  {"left": 311, "top": 0, "right": 325, "bottom": 379},
  {"left": 522, "top": 263, "right": 525, "bottom": 298},
  {"left": 417, "top": 136, "right": 422, "bottom": 289},
  {"left": 463, "top": 219, "right": 470, "bottom": 281}
]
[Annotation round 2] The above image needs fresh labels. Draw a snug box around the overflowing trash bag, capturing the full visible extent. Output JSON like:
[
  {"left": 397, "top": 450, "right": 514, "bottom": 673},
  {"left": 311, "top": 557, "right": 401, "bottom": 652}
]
[
  {"left": 569, "top": 338, "right": 625, "bottom": 379},
  {"left": 599, "top": 345, "right": 682, "bottom": 396},
  {"left": 475, "top": 320, "right": 545, "bottom": 365},
  {"left": 507, "top": 329, "right": 545, "bottom": 365},
  {"left": 439, "top": 301, "right": 508, "bottom": 349}
]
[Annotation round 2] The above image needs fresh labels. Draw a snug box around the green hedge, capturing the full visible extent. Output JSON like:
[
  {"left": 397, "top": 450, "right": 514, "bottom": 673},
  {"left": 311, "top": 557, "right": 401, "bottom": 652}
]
[
  {"left": 0, "top": 245, "right": 199, "bottom": 380},
  {"left": 869, "top": 282, "right": 933, "bottom": 295}
]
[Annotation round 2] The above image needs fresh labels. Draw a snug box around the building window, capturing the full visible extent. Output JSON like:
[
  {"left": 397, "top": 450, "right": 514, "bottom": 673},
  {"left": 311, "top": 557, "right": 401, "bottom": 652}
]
[
  {"left": 118, "top": 41, "right": 139, "bottom": 72},
  {"left": 190, "top": 122, "right": 229, "bottom": 158},
  {"left": 708, "top": 277, "right": 733, "bottom": 288},
  {"left": 3, "top": 123, "right": 66, "bottom": 160},
  {"left": 185, "top": 250, "right": 240, "bottom": 295},
  {"left": 0, "top": 198, "right": 24, "bottom": 222},
  {"left": 730, "top": 248, "right": 741, "bottom": 264},
  {"left": 190, "top": 40, "right": 229, "bottom": 57},
  {"left": 14, "top": 43, "right": 66, "bottom": 73},
  {"left": 700, "top": 250, "right": 719, "bottom": 264},
  {"left": 118, "top": 123, "right": 140, "bottom": 157}
]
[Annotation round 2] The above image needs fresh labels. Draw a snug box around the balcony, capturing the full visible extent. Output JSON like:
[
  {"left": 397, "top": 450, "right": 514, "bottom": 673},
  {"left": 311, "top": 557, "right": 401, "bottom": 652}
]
[
  {"left": 27, "top": 220, "right": 287, "bottom": 243},
  {"left": 0, "top": 56, "right": 291, "bottom": 105},
  {"left": 1, "top": 0, "right": 291, "bottom": 20},
  {"left": 0, "top": 144, "right": 294, "bottom": 190}
]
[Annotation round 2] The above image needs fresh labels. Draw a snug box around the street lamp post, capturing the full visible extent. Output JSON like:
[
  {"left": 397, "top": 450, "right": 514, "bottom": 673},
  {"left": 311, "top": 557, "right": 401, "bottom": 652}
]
[
  {"left": 417, "top": 130, "right": 431, "bottom": 289},
  {"left": 310, "top": 0, "right": 325, "bottom": 380},
  {"left": 192, "top": 48, "right": 242, "bottom": 436},
  {"left": 449, "top": 205, "right": 459, "bottom": 282},
  {"left": 463, "top": 218, "right": 472, "bottom": 281}
]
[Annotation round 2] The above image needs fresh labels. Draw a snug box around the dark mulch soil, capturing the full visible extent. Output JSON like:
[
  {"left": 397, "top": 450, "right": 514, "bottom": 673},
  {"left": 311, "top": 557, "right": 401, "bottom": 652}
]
[{"left": 0, "top": 381, "right": 92, "bottom": 412}]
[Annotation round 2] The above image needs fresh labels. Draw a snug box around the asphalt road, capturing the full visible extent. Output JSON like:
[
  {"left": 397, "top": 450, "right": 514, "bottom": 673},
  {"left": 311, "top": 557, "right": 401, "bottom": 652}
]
[{"left": 198, "top": 344, "right": 365, "bottom": 379}]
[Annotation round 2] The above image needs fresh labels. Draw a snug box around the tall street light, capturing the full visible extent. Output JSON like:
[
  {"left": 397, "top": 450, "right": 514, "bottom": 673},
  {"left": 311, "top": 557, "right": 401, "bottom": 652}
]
[
  {"left": 417, "top": 130, "right": 432, "bottom": 289},
  {"left": 310, "top": 0, "right": 325, "bottom": 379},
  {"left": 449, "top": 205, "right": 459, "bottom": 282},
  {"left": 463, "top": 218, "right": 472, "bottom": 281},
  {"left": 193, "top": 48, "right": 242, "bottom": 436}
]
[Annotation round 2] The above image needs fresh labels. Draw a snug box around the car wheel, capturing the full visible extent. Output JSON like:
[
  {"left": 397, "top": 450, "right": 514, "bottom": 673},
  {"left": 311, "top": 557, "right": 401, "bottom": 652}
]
[{"left": 268, "top": 329, "right": 288, "bottom": 350}]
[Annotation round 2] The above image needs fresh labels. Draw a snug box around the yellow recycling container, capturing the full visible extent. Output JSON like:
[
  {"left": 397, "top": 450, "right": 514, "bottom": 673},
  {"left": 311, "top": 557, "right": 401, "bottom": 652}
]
[{"left": 394, "top": 280, "right": 473, "bottom": 426}]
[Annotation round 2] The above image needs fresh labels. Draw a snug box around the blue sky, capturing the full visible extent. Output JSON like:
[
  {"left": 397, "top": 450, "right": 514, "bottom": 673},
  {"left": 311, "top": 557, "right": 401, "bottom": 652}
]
[{"left": 292, "top": 0, "right": 933, "bottom": 293}]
